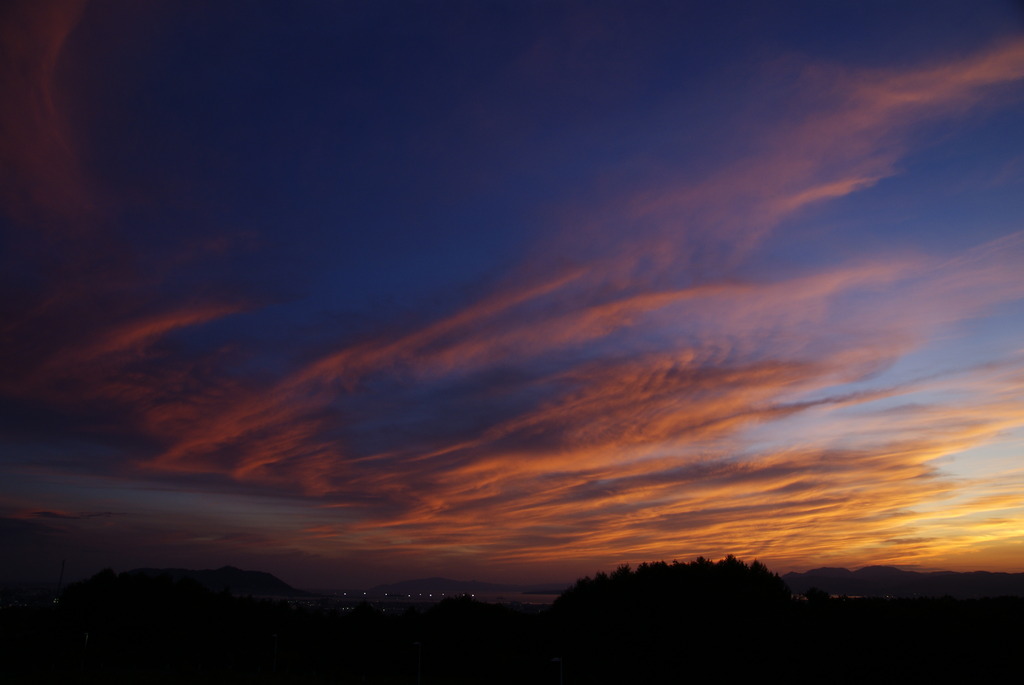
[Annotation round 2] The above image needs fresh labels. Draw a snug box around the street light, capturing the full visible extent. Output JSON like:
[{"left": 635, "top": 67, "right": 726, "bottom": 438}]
[{"left": 413, "top": 641, "right": 422, "bottom": 685}]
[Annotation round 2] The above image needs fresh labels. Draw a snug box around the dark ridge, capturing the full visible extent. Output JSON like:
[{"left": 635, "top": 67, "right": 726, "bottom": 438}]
[
  {"left": 128, "top": 565, "right": 309, "bottom": 597},
  {"left": 4, "top": 558, "right": 1023, "bottom": 683},
  {"left": 784, "top": 566, "right": 1024, "bottom": 598}
]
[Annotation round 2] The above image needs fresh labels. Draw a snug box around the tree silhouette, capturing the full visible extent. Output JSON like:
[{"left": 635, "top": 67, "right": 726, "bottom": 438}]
[{"left": 4, "top": 559, "right": 1021, "bottom": 683}]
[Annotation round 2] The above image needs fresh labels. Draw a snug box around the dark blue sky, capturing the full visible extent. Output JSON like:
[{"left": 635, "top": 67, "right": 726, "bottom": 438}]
[{"left": 2, "top": 0, "right": 1024, "bottom": 588}]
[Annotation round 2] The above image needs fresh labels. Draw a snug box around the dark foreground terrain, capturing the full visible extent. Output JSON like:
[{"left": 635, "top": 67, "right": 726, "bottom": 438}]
[{"left": 3, "top": 557, "right": 1021, "bottom": 684}]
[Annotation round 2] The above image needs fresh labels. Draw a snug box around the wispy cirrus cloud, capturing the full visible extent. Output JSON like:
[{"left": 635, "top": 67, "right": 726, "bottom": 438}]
[
  {"left": 119, "top": 236, "right": 1024, "bottom": 578},
  {"left": 2, "top": 8, "right": 1023, "bottom": 585},
  {"left": 122, "top": 43, "right": 1024, "bottom": 582},
  {"left": 0, "top": 1, "right": 251, "bottom": 456},
  {"left": 0, "top": 0, "right": 90, "bottom": 226}
]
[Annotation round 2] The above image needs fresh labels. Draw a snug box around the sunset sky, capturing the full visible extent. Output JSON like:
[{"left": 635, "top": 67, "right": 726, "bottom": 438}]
[{"left": 3, "top": 0, "right": 1024, "bottom": 589}]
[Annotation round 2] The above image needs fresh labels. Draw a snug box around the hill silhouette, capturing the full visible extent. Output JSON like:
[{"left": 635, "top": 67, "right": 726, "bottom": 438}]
[
  {"left": 783, "top": 565, "right": 1024, "bottom": 598},
  {"left": 3, "top": 557, "right": 1022, "bottom": 684},
  {"left": 128, "top": 565, "right": 309, "bottom": 597}
]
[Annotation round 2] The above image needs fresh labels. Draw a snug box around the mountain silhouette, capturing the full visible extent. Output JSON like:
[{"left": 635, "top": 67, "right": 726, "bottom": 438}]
[
  {"left": 6, "top": 557, "right": 1021, "bottom": 683},
  {"left": 784, "top": 566, "right": 1024, "bottom": 598},
  {"left": 128, "top": 565, "right": 308, "bottom": 597}
]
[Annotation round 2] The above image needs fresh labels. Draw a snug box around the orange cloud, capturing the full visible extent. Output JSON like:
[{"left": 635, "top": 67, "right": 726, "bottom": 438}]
[
  {"left": 134, "top": 229, "right": 1023, "bottom": 573},
  {"left": 114, "top": 39, "right": 1024, "bottom": 575}
]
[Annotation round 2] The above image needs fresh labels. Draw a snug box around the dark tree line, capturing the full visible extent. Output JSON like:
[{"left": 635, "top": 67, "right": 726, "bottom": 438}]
[
  {"left": 2, "top": 557, "right": 1021, "bottom": 683},
  {"left": 547, "top": 556, "right": 793, "bottom": 683}
]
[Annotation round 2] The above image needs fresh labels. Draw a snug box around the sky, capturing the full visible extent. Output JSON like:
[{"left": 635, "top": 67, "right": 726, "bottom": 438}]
[{"left": 2, "top": 0, "right": 1024, "bottom": 590}]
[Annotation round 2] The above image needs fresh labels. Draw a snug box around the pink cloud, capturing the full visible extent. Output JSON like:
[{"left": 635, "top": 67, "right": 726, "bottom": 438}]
[{"left": 0, "top": 0, "right": 91, "bottom": 226}]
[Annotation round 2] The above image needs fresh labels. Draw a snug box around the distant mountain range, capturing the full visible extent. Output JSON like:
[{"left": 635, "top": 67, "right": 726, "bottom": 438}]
[
  {"left": 124, "top": 564, "right": 1024, "bottom": 601},
  {"left": 783, "top": 566, "right": 1024, "bottom": 599},
  {"left": 129, "top": 566, "right": 309, "bottom": 597},
  {"left": 366, "top": 576, "right": 567, "bottom": 597}
]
